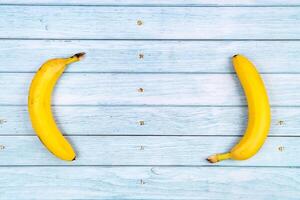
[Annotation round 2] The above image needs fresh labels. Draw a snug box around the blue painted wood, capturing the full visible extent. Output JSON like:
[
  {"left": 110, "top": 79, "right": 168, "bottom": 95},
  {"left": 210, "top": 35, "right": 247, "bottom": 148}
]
[
  {"left": 0, "top": 106, "right": 297, "bottom": 136},
  {"left": 0, "top": 1, "right": 299, "bottom": 199},
  {"left": 0, "top": 166, "right": 299, "bottom": 200},
  {"left": 0, "top": 136, "right": 295, "bottom": 166},
  {"left": 2, "top": 40, "right": 300, "bottom": 73},
  {"left": 2, "top": 0, "right": 300, "bottom": 6},
  {"left": 1, "top": 6, "right": 300, "bottom": 39},
  {"left": 0, "top": 73, "right": 299, "bottom": 106}
]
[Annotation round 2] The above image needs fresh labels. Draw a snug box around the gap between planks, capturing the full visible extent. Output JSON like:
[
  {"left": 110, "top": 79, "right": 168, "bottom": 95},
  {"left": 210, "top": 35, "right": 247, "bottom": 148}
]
[
  {"left": 1, "top": 4, "right": 300, "bottom": 7},
  {"left": 0, "top": 165, "right": 299, "bottom": 168}
]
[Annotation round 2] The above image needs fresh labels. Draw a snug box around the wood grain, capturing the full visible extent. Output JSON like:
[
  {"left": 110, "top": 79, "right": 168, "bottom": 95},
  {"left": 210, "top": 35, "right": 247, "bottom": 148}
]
[
  {"left": 0, "top": 106, "right": 297, "bottom": 136},
  {"left": 0, "top": 136, "right": 296, "bottom": 166},
  {"left": 1, "top": 6, "right": 300, "bottom": 39},
  {"left": 0, "top": 166, "right": 299, "bottom": 200},
  {"left": 0, "top": 1, "right": 299, "bottom": 199},
  {"left": 1, "top": 40, "right": 300, "bottom": 73},
  {"left": 1, "top": 73, "right": 299, "bottom": 106}
]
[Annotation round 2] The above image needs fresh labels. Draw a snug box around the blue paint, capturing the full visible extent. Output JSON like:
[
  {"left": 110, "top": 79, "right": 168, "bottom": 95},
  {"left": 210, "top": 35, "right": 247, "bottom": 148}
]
[
  {"left": 1, "top": 40, "right": 300, "bottom": 73},
  {"left": 0, "top": 106, "right": 296, "bottom": 136},
  {"left": 1, "top": 0, "right": 300, "bottom": 6},
  {"left": 1, "top": 167, "right": 300, "bottom": 200},
  {"left": 0, "top": 136, "right": 295, "bottom": 166},
  {"left": 1, "top": 73, "right": 300, "bottom": 106},
  {"left": 1, "top": 6, "right": 300, "bottom": 39},
  {"left": 0, "top": 1, "right": 299, "bottom": 199}
]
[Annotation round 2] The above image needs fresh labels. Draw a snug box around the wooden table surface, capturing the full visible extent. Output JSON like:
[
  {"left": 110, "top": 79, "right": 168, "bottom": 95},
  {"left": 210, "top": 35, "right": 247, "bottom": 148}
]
[{"left": 0, "top": 0, "right": 300, "bottom": 199}]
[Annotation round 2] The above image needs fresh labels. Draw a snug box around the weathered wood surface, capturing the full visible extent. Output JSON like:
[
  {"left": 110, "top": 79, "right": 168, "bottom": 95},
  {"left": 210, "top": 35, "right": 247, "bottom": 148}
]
[
  {"left": 0, "top": 1, "right": 299, "bottom": 199},
  {"left": 0, "top": 166, "right": 299, "bottom": 200},
  {"left": 1, "top": 0, "right": 300, "bottom": 6},
  {"left": 0, "top": 73, "right": 299, "bottom": 106},
  {"left": 0, "top": 106, "right": 296, "bottom": 136},
  {"left": 1, "top": 6, "right": 300, "bottom": 39},
  {"left": 0, "top": 136, "right": 296, "bottom": 166},
  {"left": 2, "top": 40, "right": 300, "bottom": 73}
]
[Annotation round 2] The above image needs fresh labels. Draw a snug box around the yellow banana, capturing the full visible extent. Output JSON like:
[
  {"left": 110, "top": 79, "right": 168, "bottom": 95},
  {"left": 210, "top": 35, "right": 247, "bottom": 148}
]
[
  {"left": 28, "top": 53, "right": 85, "bottom": 161},
  {"left": 207, "top": 54, "right": 271, "bottom": 163}
]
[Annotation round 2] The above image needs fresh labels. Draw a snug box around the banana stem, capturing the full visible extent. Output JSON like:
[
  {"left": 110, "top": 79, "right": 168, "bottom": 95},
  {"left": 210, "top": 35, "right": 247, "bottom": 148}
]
[
  {"left": 65, "top": 52, "right": 86, "bottom": 64},
  {"left": 207, "top": 153, "right": 231, "bottom": 163}
]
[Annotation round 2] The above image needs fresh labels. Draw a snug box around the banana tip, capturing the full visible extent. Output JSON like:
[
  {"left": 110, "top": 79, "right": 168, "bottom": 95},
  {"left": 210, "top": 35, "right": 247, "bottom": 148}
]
[
  {"left": 207, "top": 155, "right": 219, "bottom": 163},
  {"left": 72, "top": 156, "right": 76, "bottom": 161},
  {"left": 73, "top": 52, "right": 86, "bottom": 60},
  {"left": 232, "top": 54, "right": 239, "bottom": 58}
]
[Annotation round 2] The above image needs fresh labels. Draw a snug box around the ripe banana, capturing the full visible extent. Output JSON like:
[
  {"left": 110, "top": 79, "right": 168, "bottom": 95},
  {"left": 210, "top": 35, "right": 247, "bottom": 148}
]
[
  {"left": 28, "top": 53, "right": 85, "bottom": 161},
  {"left": 207, "top": 54, "right": 271, "bottom": 163}
]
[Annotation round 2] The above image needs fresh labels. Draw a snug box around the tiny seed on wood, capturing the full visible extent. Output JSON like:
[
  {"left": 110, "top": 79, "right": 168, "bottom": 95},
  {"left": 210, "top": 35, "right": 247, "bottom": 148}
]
[
  {"left": 139, "top": 53, "right": 144, "bottom": 59},
  {"left": 0, "top": 119, "right": 7, "bottom": 124},
  {"left": 137, "top": 20, "right": 143, "bottom": 26},
  {"left": 277, "top": 120, "right": 285, "bottom": 125},
  {"left": 139, "top": 145, "right": 145, "bottom": 150},
  {"left": 138, "top": 88, "right": 144, "bottom": 93},
  {"left": 278, "top": 146, "right": 284, "bottom": 152},
  {"left": 0, "top": 145, "right": 5, "bottom": 150},
  {"left": 139, "top": 120, "right": 145, "bottom": 126}
]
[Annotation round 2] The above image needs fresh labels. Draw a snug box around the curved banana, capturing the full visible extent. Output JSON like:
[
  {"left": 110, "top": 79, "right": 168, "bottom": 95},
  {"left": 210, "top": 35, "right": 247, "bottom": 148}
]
[
  {"left": 207, "top": 54, "right": 271, "bottom": 163},
  {"left": 28, "top": 53, "right": 85, "bottom": 161}
]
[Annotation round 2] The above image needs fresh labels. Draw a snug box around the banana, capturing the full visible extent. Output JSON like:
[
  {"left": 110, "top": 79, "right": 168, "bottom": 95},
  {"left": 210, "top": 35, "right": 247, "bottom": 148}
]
[
  {"left": 207, "top": 54, "right": 271, "bottom": 163},
  {"left": 28, "top": 53, "right": 85, "bottom": 161}
]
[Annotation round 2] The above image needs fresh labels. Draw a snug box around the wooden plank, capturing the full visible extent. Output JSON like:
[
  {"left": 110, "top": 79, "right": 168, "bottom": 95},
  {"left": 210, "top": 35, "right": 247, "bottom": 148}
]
[
  {"left": 0, "top": 136, "right": 297, "bottom": 166},
  {"left": 2, "top": 40, "right": 300, "bottom": 73},
  {"left": 0, "top": 106, "right": 297, "bottom": 136},
  {"left": 0, "top": 166, "right": 299, "bottom": 200},
  {"left": 2, "top": 0, "right": 300, "bottom": 6},
  {"left": 0, "top": 73, "right": 299, "bottom": 106},
  {"left": 1, "top": 6, "right": 300, "bottom": 39}
]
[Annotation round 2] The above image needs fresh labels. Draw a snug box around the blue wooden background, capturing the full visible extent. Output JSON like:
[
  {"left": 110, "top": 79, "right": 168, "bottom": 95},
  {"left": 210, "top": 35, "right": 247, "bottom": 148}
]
[{"left": 0, "top": 0, "right": 300, "bottom": 199}]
